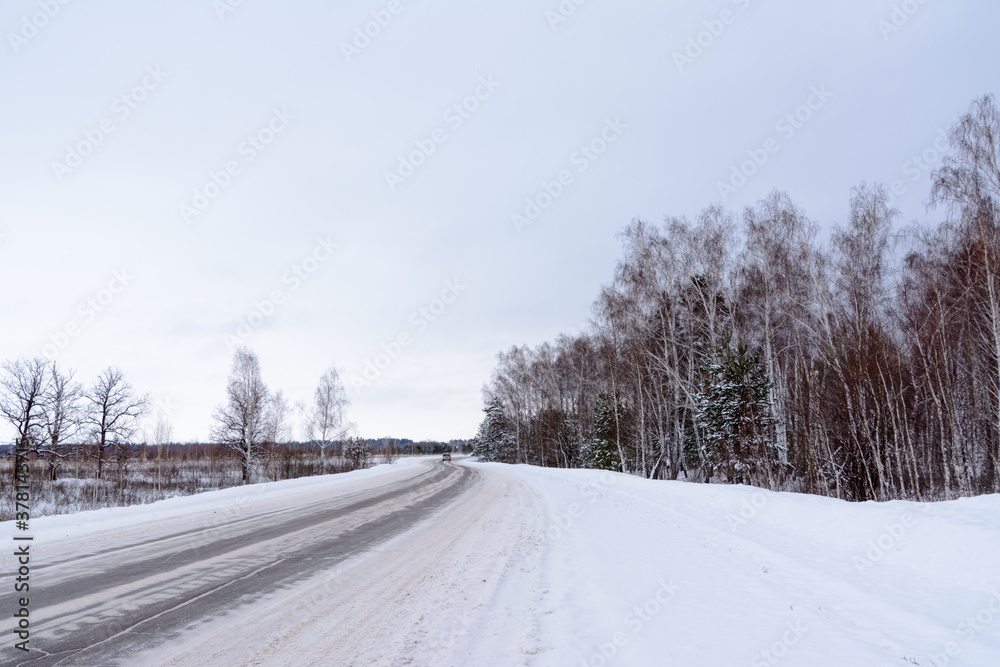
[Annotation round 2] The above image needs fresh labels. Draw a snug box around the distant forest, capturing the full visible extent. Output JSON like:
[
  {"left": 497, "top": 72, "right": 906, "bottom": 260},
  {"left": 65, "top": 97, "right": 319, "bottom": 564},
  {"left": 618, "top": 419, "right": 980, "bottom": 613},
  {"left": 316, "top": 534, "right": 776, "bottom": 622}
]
[{"left": 474, "top": 94, "right": 1000, "bottom": 502}]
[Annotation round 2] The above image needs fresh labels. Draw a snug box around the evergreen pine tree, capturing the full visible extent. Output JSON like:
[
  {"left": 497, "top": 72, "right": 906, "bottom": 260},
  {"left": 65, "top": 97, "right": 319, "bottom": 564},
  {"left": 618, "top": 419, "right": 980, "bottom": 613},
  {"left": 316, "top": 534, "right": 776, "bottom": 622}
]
[
  {"left": 473, "top": 397, "right": 514, "bottom": 462},
  {"left": 343, "top": 437, "right": 372, "bottom": 469},
  {"left": 582, "top": 392, "right": 630, "bottom": 472},
  {"left": 694, "top": 334, "right": 776, "bottom": 485}
]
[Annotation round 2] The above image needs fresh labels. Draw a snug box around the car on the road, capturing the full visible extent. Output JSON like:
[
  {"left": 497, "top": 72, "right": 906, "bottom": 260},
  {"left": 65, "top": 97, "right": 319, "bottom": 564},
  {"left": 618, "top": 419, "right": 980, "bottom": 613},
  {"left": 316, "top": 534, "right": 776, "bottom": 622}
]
[{"left": 442, "top": 453, "right": 451, "bottom": 461}]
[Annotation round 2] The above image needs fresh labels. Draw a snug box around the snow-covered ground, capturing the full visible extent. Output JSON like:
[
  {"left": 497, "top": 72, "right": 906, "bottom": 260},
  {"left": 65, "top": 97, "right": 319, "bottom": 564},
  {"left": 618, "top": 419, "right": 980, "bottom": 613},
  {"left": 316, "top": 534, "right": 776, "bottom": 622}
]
[{"left": 8, "top": 458, "right": 1000, "bottom": 666}]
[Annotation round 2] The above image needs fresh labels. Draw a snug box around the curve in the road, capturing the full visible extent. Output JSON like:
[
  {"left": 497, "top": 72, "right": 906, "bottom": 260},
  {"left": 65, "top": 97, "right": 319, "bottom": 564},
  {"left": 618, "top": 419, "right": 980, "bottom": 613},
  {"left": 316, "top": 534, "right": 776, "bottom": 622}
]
[{"left": 6, "top": 461, "right": 477, "bottom": 667}]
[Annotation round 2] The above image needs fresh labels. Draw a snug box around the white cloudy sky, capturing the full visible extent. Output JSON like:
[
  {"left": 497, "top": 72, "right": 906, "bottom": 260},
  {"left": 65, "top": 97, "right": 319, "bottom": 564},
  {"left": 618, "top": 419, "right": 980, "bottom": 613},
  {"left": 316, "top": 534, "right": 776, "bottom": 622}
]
[{"left": 1, "top": 0, "right": 998, "bottom": 442}]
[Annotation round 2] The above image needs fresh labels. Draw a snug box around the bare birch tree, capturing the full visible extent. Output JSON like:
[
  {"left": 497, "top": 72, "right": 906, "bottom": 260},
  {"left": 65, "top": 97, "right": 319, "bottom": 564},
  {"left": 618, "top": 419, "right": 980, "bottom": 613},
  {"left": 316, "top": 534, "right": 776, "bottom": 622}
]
[
  {"left": 211, "top": 348, "right": 270, "bottom": 484},
  {"left": 301, "top": 366, "right": 349, "bottom": 467}
]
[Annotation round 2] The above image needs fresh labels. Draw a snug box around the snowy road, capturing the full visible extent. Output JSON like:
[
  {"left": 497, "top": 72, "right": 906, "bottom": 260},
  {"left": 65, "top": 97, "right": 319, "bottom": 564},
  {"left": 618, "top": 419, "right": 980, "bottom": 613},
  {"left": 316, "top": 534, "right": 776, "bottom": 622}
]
[
  {"left": 2, "top": 460, "right": 479, "bottom": 666},
  {"left": 4, "top": 458, "right": 1000, "bottom": 666}
]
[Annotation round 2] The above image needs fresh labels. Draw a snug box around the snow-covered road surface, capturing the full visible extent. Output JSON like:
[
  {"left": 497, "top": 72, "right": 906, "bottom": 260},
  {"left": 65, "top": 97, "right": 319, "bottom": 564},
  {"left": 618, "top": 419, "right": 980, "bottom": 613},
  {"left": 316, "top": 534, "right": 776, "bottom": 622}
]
[
  {"left": 1, "top": 459, "right": 475, "bottom": 666},
  {"left": 4, "top": 458, "right": 1000, "bottom": 666}
]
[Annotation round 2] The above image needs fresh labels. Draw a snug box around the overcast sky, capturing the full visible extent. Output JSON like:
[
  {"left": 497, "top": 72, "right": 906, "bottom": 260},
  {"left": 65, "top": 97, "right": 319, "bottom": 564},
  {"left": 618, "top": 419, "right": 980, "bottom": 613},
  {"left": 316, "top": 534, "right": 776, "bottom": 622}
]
[{"left": 1, "top": 0, "right": 998, "bottom": 443}]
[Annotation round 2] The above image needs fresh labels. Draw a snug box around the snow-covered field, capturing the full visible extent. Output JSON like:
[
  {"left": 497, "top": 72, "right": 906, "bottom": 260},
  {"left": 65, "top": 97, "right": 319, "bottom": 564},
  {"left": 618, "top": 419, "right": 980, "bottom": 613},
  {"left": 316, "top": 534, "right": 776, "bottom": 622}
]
[{"left": 7, "top": 458, "right": 1000, "bottom": 666}]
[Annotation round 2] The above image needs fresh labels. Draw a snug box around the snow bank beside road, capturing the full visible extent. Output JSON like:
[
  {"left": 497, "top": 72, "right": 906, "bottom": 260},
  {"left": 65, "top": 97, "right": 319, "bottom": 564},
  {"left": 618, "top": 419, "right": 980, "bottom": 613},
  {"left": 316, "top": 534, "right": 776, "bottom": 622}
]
[{"left": 503, "top": 463, "right": 1000, "bottom": 666}]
